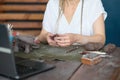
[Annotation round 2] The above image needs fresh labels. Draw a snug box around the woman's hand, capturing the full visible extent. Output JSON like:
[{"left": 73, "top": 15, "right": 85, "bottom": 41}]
[
  {"left": 46, "top": 33, "right": 59, "bottom": 47},
  {"left": 54, "top": 33, "right": 77, "bottom": 47}
]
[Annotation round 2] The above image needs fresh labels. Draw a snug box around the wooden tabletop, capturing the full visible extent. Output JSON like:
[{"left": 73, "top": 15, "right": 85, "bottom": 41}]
[
  {"left": 70, "top": 47, "right": 120, "bottom": 80},
  {"left": 0, "top": 46, "right": 120, "bottom": 80}
]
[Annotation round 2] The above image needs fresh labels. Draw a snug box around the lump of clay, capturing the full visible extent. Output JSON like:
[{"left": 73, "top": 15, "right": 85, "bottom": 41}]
[
  {"left": 84, "top": 42, "right": 104, "bottom": 51},
  {"left": 103, "top": 43, "right": 116, "bottom": 54},
  {"left": 50, "top": 34, "right": 59, "bottom": 40}
]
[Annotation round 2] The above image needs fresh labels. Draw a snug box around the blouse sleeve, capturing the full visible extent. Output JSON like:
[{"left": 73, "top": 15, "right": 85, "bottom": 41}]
[
  {"left": 89, "top": 0, "right": 107, "bottom": 24},
  {"left": 42, "top": 0, "right": 58, "bottom": 33}
]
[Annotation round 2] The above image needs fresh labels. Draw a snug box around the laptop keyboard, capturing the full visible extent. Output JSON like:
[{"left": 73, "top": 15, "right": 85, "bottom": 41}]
[
  {"left": 15, "top": 56, "right": 55, "bottom": 77},
  {"left": 16, "top": 63, "right": 38, "bottom": 75},
  {"left": 16, "top": 59, "right": 48, "bottom": 75}
]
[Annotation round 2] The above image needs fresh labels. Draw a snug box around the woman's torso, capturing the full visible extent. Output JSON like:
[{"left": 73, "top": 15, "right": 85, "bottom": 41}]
[{"left": 43, "top": 0, "right": 106, "bottom": 36}]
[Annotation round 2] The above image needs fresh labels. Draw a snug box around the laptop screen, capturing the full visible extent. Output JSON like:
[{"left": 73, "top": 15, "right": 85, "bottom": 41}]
[
  {"left": 0, "top": 24, "right": 13, "bottom": 54},
  {"left": 0, "top": 24, "right": 18, "bottom": 78},
  {"left": 0, "top": 24, "right": 11, "bottom": 47}
]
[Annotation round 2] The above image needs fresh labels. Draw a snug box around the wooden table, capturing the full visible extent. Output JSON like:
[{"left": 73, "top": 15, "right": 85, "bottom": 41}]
[
  {"left": 0, "top": 46, "right": 120, "bottom": 80},
  {"left": 70, "top": 47, "right": 120, "bottom": 80}
]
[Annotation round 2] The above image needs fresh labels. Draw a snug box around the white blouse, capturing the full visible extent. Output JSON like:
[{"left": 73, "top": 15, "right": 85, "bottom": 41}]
[{"left": 42, "top": 0, "right": 107, "bottom": 36}]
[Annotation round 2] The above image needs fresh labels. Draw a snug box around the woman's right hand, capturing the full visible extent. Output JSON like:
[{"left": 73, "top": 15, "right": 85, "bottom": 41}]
[{"left": 47, "top": 33, "right": 59, "bottom": 47}]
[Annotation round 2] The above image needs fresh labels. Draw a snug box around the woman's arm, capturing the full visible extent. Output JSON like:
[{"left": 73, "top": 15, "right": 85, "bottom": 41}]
[
  {"left": 55, "top": 14, "right": 106, "bottom": 47},
  {"left": 35, "top": 29, "right": 48, "bottom": 43},
  {"left": 76, "top": 14, "right": 106, "bottom": 45}
]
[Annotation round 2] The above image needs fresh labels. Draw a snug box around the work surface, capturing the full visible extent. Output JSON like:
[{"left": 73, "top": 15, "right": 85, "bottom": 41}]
[{"left": 0, "top": 44, "right": 120, "bottom": 80}]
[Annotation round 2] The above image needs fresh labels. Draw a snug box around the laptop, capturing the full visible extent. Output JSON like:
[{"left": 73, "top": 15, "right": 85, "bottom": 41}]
[{"left": 0, "top": 24, "right": 55, "bottom": 80}]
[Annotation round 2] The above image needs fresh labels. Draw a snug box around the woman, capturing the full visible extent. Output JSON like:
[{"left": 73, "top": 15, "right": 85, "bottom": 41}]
[{"left": 35, "top": 0, "right": 107, "bottom": 47}]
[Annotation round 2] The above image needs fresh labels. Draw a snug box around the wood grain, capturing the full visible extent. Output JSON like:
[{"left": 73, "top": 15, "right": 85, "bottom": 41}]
[
  {"left": 0, "top": 0, "right": 48, "bottom": 3},
  {"left": 1, "top": 22, "right": 42, "bottom": 28},
  {"left": 70, "top": 48, "right": 120, "bottom": 80},
  {"left": 0, "top": 13, "right": 43, "bottom": 20},
  {"left": 0, "top": 5, "right": 46, "bottom": 12},
  {"left": 0, "top": 0, "right": 48, "bottom": 35}
]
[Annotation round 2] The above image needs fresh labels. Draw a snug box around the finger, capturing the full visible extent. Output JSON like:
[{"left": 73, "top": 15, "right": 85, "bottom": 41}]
[
  {"left": 56, "top": 40, "right": 70, "bottom": 46},
  {"left": 55, "top": 39, "right": 70, "bottom": 44},
  {"left": 49, "top": 41, "right": 59, "bottom": 47},
  {"left": 47, "top": 37, "right": 58, "bottom": 46},
  {"left": 57, "top": 42, "right": 70, "bottom": 47}
]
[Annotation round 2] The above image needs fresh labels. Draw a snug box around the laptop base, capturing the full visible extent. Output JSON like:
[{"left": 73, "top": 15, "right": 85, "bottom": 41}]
[{"left": 13, "top": 57, "right": 55, "bottom": 80}]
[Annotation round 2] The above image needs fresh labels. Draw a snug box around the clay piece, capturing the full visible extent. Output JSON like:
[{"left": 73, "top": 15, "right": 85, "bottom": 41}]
[
  {"left": 103, "top": 43, "right": 116, "bottom": 54},
  {"left": 50, "top": 34, "right": 59, "bottom": 40},
  {"left": 13, "top": 35, "right": 40, "bottom": 53},
  {"left": 84, "top": 42, "right": 104, "bottom": 51}
]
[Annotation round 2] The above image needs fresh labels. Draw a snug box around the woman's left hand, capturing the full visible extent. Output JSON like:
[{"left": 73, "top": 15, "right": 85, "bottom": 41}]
[{"left": 54, "top": 33, "right": 76, "bottom": 47}]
